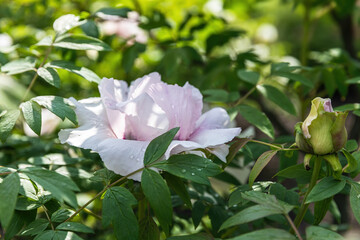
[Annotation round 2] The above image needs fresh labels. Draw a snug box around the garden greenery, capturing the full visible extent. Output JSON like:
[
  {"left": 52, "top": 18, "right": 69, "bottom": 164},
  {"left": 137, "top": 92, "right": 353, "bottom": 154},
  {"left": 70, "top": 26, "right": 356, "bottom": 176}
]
[{"left": 1, "top": 0, "right": 360, "bottom": 240}]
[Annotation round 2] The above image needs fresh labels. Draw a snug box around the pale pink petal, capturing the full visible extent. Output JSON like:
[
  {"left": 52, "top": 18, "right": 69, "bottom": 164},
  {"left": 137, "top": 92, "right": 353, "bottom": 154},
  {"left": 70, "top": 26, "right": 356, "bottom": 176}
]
[
  {"left": 117, "top": 93, "right": 169, "bottom": 141},
  {"left": 164, "top": 140, "right": 203, "bottom": 159},
  {"left": 189, "top": 128, "right": 241, "bottom": 147},
  {"left": 58, "top": 97, "right": 115, "bottom": 151},
  {"left": 128, "top": 72, "right": 161, "bottom": 99},
  {"left": 323, "top": 99, "right": 334, "bottom": 112},
  {"left": 97, "top": 139, "right": 149, "bottom": 181},
  {"left": 195, "top": 107, "right": 230, "bottom": 130},
  {"left": 99, "top": 78, "right": 128, "bottom": 138},
  {"left": 147, "top": 82, "right": 203, "bottom": 140},
  {"left": 207, "top": 144, "right": 230, "bottom": 162}
]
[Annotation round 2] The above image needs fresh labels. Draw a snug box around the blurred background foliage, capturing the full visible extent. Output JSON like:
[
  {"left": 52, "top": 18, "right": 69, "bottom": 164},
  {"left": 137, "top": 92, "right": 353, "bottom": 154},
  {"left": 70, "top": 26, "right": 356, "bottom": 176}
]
[{"left": 1, "top": 0, "right": 360, "bottom": 239}]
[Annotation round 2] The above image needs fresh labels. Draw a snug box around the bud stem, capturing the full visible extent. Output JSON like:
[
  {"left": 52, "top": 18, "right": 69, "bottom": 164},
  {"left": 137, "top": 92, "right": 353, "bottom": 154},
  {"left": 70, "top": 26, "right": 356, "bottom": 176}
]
[{"left": 292, "top": 156, "right": 322, "bottom": 231}]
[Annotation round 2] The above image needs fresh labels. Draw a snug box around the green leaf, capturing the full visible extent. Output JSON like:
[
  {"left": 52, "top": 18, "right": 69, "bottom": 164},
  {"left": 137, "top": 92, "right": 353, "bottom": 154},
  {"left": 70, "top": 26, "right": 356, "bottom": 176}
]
[
  {"left": 102, "top": 186, "right": 138, "bottom": 240},
  {"left": 49, "top": 35, "right": 111, "bottom": 51},
  {"left": 141, "top": 169, "right": 172, "bottom": 236},
  {"left": 346, "top": 76, "right": 360, "bottom": 84},
  {"left": 0, "top": 173, "right": 20, "bottom": 228},
  {"left": 333, "top": 68, "right": 348, "bottom": 97},
  {"left": 22, "top": 167, "right": 79, "bottom": 208},
  {"left": 220, "top": 204, "right": 283, "bottom": 231},
  {"left": 56, "top": 222, "right": 94, "bottom": 233},
  {"left": 0, "top": 109, "right": 20, "bottom": 142},
  {"left": 192, "top": 200, "right": 206, "bottom": 229},
  {"left": 334, "top": 103, "right": 360, "bottom": 111},
  {"left": 321, "top": 68, "right": 336, "bottom": 97},
  {"left": 272, "top": 70, "right": 313, "bottom": 87},
  {"left": 144, "top": 127, "right": 179, "bottom": 165},
  {"left": 51, "top": 209, "right": 75, "bottom": 223},
  {"left": 306, "top": 226, "right": 344, "bottom": 240},
  {"left": 206, "top": 30, "right": 245, "bottom": 54},
  {"left": 345, "top": 139, "right": 358, "bottom": 152},
  {"left": 275, "top": 163, "right": 312, "bottom": 183},
  {"left": 203, "top": 89, "right": 229, "bottom": 103},
  {"left": 35, "top": 230, "right": 83, "bottom": 240},
  {"left": 342, "top": 149, "right": 358, "bottom": 173},
  {"left": 237, "top": 70, "right": 260, "bottom": 85},
  {"left": 237, "top": 105, "right": 274, "bottom": 139},
  {"left": 20, "top": 100, "right": 42, "bottom": 136},
  {"left": 53, "top": 14, "right": 83, "bottom": 35},
  {"left": 249, "top": 150, "right": 278, "bottom": 187},
  {"left": 139, "top": 214, "right": 160, "bottom": 240},
  {"left": 228, "top": 185, "right": 252, "bottom": 207},
  {"left": 350, "top": 182, "right": 360, "bottom": 224},
  {"left": 256, "top": 84, "right": 296, "bottom": 115},
  {"left": 5, "top": 210, "right": 37, "bottom": 240},
  {"left": 168, "top": 233, "right": 219, "bottom": 240},
  {"left": 163, "top": 172, "right": 191, "bottom": 208},
  {"left": 81, "top": 20, "right": 99, "bottom": 38},
  {"left": 46, "top": 60, "right": 101, "bottom": 83},
  {"left": 314, "top": 197, "right": 332, "bottom": 225},
  {"left": 31, "top": 96, "right": 77, "bottom": 125},
  {"left": 95, "top": 7, "right": 131, "bottom": 17},
  {"left": 90, "top": 168, "right": 117, "bottom": 184},
  {"left": 227, "top": 138, "right": 250, "bottom": 164},
  {"left": 154, "top": 154, "right": 222, "bottom": 185},
  {"left": 37, "top": 67, "right": 60, "bottom": 88},
  {"left": 228, "top": 228, "right": 297, "bottom": 240},
  {"left": 208, "top": 205, "right": 228, "bottom": 233},
  {"left": 241, "top": 191, "right": 294, "bottom": 213},
  {"left": 122, "top": 43, "right": 146, "bottom": 73},
  {"left": 20, "top": 218, "right": 49, "bottom": 236},
  {"left": 1, "top": 57, "right": 36, "bottom": 75},
  {"left": 306, "top": 177, "right": 346, "bottom": 204},
  {"left": 269, "top": 183, "right": 299, "bottom": 206}
]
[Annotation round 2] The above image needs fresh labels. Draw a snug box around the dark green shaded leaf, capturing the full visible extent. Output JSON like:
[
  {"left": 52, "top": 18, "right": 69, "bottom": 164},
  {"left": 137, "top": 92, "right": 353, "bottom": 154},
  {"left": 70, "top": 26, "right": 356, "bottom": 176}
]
[
  {"left": 273, "top": 71, "right": 313, "bottom": 87},
  {"left": 220, "top": 204, "right": 283, "bottom": 231},
  {"left": 306, "top": 177, "right": 346, "bottom": 203},
  {"left": 31, "top": 95, "right": 77, "bottom": 125},
  {"left": 144, "top": 127, "right": 179, "bottom": 165},
  {"left": 350, "top": 182, "right": 360, "bottom": 225},
  {"left": 154, "top": 154, "right": 222, "bottom": 185},
  {"left": 51, "top": 209, "right": 75, "bottom": 223},
  {"left": 1, "top": 57, "right": 36, "bottom": 75},
  {"left": 203, "top": 89, "right": 229, "bottom": 103},
  {"left": 237, "top": 70, "right": 260, "bottom": 85},
  {"left": 37, "top": 67, "right": 60, "bottom": 88},
  {"left": 269, "top": 183, "right": 299, "bottom": 206},
  {"left": 321, "top": 68, "right": 336, "bottom": 97},
  {"left": 257, "top": 84, "right": 296, "bottom": 115},
  {"left": 228, "top": 185, "right": 251, "bottom": 207},
  {"left": 206, "top": 30, "right": 245, "bottom": 54},
  {"left": 95, "top": 7, "right": 131, "bottom": 18},
  {"left": 314, "top": 197, "right": 332, "bottom": 225},
  {"left": 237, "top": 105, "right": 274, "bottom": 139},
  {"left": 141, "top": 169, "right": 172, "bottom": 236},
  {"left": 22, "top": 167, "right": 79, "bottom": 208},
  {"left": 102, "top": 186, "right": 138, "bottom": 240},
  {"left": 0, "top": 109, "right": 20, "bottom": 142},
  {"left": 140, "top": 10, "right": 171, "bottom": 30},
  {"left": 275, "top": 163, "right": 312, "bottom": 183},
  {"left": 306, "top": 226, "right": 344, "bottom": 240},
  {"left": 89, "top": 168, "right": 117, "bottom": 184},
  {"left": 5, "top": 210, "right": 37, "bottom": 240},
  {"left": 209, "top": 205, "right": 228, "bottom": 233},
  {"left": 228, "top": 228, "right": 297, "bottom": 240},
  {"left": 241, "top": 191, "right": 293, "bottom": 213},
  {"left": 35, "top": 230, "right": 83, "bottom": 240},
  {"left": 46, "top": 60, "right": 101, "bottom": 83},
  {"left": 164, "top": 172, "right": 191, "bottom": 208},
  {"left": 0, "top": 173, "right": 20, "bottom": 228},
  {"left": 345, "top": 140, "right": 358, "bottom": 152},
  {"left": 20, "top": 100, "right": 42, "bottom": 136},
  {"left": 168, "top": 233, "right": 218, "bottom": 240},
  {"left": 227, "top": 138, "right": 250, "bottom": 164},
  {"left": 56, "top": 222, "right": 94, "bottom": 233},
  {"left": 20, "top": 218, "right": 49, "bottom": 236},
  {"left": 192, "top": 200, "right": 206, "bottom": 229},
  {"left": 139, "top": 214, "right": 160, "bottom": 240},
  {"left": 333, "top": 68, "right": 348, "bottom": 97},
  {"left": 249, "top": 150, "right": 278, "bottom": 187},
  {"left": 81, "top": 20, "right": 99, "bottom": 38},
  {"left": 122, "top": 43, "right": 146, "bottom": 73}
]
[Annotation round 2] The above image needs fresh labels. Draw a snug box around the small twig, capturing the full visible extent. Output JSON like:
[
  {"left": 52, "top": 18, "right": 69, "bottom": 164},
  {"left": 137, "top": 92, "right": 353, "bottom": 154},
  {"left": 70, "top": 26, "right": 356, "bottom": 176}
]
[
  {"left": 0, "top": 172, "right": 12, "bottom": 176},
  {"left": 83, "top": 207, "right": 102, "bottom": 220},
  {"left": 200, "top": 219, "right": 211, "bottom": 235},
  {"left": 42, "top": 205, "right": 55, "bottom": 230},
  {"left": 64, "top": 167, "right": 145, "bottom": 222},
  {"left": 233, "top": 86, "right": 257, "bottom": 107},
  {"left": 285, "top": 214, "right": 303, "bottom": 240}
]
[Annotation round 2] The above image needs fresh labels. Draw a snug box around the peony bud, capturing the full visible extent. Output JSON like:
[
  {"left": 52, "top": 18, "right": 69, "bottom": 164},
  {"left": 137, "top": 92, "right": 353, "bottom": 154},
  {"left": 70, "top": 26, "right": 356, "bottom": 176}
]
[{"left": 295, "top": 97, "right": 348, "bottom": 155}]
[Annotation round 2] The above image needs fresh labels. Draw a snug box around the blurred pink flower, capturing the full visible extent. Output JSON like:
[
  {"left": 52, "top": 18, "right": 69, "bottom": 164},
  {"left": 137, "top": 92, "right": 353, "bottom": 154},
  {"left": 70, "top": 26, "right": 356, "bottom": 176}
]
[
  {"left": 59, "top": 73, "right": 241, "bottom": 180},
  {"left": 100, "top": 11, "right": 147, "bottom": 45}
]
